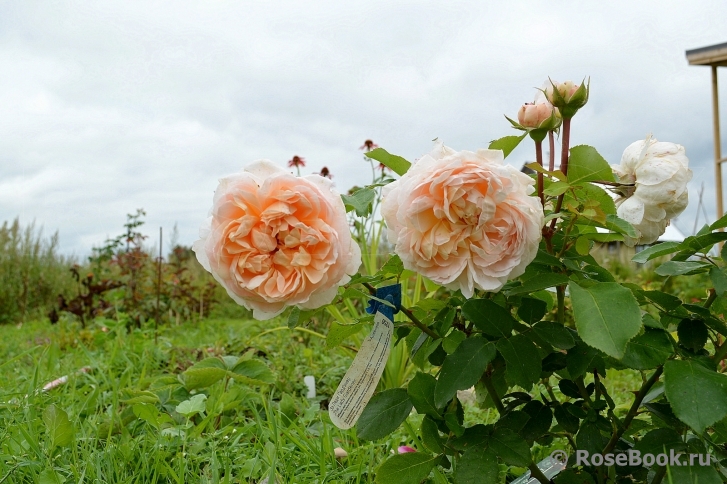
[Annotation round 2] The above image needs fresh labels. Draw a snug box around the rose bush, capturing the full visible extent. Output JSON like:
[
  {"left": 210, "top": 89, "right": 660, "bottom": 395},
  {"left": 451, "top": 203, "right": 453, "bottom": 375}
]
[
  {"left": 196, "top": 78, "right": 727, "bottom": 484},
  {"left": 193, "top": 160, "right": 360, "bottom": 319},
  {"left": 381, "top": 142, "right": 543, "bottom": 297},
  {"left": 612, "top": 136, "right": 692, "bottom": 245}
]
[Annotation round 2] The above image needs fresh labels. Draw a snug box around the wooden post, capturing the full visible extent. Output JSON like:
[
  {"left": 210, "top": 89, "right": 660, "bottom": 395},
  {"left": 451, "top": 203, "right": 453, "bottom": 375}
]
[
  {"left": 713, "top": 65, "right": 723, "bottom": 222},
  {"left": 155, "top": 227, "right": 162, "bottom": 342}
]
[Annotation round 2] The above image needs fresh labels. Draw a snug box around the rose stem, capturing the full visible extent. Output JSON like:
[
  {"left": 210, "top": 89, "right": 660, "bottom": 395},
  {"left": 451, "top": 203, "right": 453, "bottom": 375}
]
[
  {"left": 549, "top": 117, "right": 571, "bottom": 232},
  {"left": 601, "top": 366, "right": 663, "bottom": 455},
  {"left": 362, "top": 282, "right": 439, "bottom": 339},
  {"left": 548, "top": 130, "right": 555, "bottom": 172},
  {"left": 535, "top": 140, "right": 545, "bottom": 207},
  {"left": 528, "top": 463, "right": 552, "bottom": 484}
]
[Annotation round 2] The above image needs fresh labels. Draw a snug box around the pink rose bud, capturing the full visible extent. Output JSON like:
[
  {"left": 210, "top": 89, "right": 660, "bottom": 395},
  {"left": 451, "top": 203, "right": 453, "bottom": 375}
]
[
  {"left": 517, "top": 103, "right": 554, "bottom": 129},
  {"left": 545, "top": 81, "right": 578, "bottom": 104},
  {"left": 398, "top": 446, "right": 417, "bottom": 453},
  {"left": 544, "top": 78, "right": 589, "bottom": 118}
]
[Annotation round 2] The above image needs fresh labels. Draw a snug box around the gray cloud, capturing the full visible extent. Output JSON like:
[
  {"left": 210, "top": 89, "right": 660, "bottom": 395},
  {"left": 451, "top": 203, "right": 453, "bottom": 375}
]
[{"left": 1, "top": 0, "right": 725, "bottom": 255}]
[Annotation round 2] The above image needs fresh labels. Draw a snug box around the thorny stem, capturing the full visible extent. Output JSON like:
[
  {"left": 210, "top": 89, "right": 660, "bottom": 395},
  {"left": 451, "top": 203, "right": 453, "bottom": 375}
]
[
  {"left": 543, "top": 378, "right": 558, "bottom": 403},
  {"left": 705, "top": 288, "right": 717, "bottom": 308},
  {"left": 602, "top": 366, "right": 663, "bottom": 455},
  {"left": 535, "top": 140, "right": 545, "bottom": 207},
  {"left": 549, "top": 118, "right": 572, "bottom": 232},
  {"left": 651, "top": 465, "right": 667, "bottom": 484},
  {"left": 481, "top": 367, "right": 505, "bottom": 414},
  {"left": 548, "top": 131, "right": 555, "bottom": 172},
  {"left": 556, "top": 285, "right": 566, "bottom": 324},
  {"left": 575, "top": 377, "right": 593, "bottom": 408},
  {"left": 528, "top": 462, "right": 552, "bottom": 484},
  {"left": 362, "top": 282, "right": 439, "bottom": 339}
]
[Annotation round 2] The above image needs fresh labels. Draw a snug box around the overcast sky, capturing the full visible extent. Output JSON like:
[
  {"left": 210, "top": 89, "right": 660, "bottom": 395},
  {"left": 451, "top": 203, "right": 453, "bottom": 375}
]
[{"left": 1, "top": 1, "right": 726, "bottom": 257}]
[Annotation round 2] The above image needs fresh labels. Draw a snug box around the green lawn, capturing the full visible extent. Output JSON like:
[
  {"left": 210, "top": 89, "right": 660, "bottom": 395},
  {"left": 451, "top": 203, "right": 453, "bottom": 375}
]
[{"left": 0, "top": 316, "right": 645, "bottom": 483}]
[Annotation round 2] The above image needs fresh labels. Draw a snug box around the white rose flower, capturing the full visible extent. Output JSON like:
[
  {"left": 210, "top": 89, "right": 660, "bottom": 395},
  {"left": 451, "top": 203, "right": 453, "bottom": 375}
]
[{"left": 612, "top": 136, "right": 692, "bottom": 245}]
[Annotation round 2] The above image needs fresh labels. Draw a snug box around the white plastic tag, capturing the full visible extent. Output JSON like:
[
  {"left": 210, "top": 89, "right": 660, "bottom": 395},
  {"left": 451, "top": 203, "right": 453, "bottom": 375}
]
[{"left": 329, "top": 311, "right": 394, "bottom": 429}]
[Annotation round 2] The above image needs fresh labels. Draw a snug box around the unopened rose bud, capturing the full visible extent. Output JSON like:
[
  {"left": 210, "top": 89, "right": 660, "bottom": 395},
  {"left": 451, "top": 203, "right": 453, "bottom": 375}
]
[
  {"left": 544, "top": 78, "right": 589, "bottom": 118},
  {"left": 397, "top": 446, "right": 417, "bottom": 454},
  {"left": 518, "top": 103, "right": 554, "bottom": 129}
]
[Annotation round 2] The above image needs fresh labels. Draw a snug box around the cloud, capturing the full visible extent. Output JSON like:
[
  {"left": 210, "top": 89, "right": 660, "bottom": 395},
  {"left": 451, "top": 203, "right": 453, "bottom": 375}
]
[{"left": 0, "top": 0, "right": 726, "bottom": 255}]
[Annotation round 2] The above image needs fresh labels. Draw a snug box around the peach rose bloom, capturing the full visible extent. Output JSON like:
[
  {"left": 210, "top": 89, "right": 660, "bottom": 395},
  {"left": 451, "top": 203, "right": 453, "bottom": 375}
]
[
  {"left": 193, "top": 160, "right": 361, "bottom": 320},
  {"left": 382, "top": 143, "right": 543, "bottom": 298}
]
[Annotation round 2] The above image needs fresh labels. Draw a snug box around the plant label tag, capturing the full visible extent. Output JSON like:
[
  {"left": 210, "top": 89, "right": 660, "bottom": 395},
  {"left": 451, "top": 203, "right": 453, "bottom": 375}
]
[{"left": 329, "top": 311, "right": 394, "bottom": 429}]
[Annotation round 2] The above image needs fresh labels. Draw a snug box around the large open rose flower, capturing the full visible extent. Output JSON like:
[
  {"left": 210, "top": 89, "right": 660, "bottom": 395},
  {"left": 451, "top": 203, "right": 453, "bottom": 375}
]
[
  {"left": 381, "top": 142, "right": 543, "bottom": 297},
  {"left": 193, "top": 160, "right": 361, "bottom": 319},
  {"left": 612, "top": 136, "right": 692, "bottom": 245}
]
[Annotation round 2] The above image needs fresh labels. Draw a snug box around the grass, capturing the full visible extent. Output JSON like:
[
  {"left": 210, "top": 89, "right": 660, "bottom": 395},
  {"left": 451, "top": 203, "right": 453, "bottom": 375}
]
[
  {"left": 0, "top": 316, "right": 420, "bottom": 484},
  {"left": 0, "top": 314, "right": 649, "bottom": 484}
]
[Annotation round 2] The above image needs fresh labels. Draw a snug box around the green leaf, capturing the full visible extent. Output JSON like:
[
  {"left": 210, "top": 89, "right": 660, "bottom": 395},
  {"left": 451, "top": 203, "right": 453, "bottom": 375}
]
[
  {"left": 633, "top": 428, "right": 686, "bottom": 455},
  {"left": 287, "top": 307, "right": 317, "bottom": 329},
  {"left": 569, "top": 282, "right": 642, "bottom": 359},
  {"left": 461, "top": 299, "right": 514, "bottom": 338},
  {"left": 420, "top": 416, "right": 444, "bottom": 453},
  {"left": 554, "top": 404, "right": 580, "bottom": 434},
  {"left": 121, "top": 390, "right": 160, "bottom": 405},
  {"left": 375, "top": 452, "right": 439, "bottom": 484},
  {"left": 578, "top": 214, "right": 637, "bottom": 238},
  {"left": 575, "top": 236, "right": 590, "bottom": 255},
  {"left": 229, "top": 360, "right": 276, "bottom": 386},
  {"left": 341, "top": 187, "right": 376, "bottom": 217},
  {"left": 711, "top": 267, "right": 727, "bottom": 296},
  {"left": 533, "top": 322, "right": 575, "bottom": 350},
  {"left": 567, "top": 145, "right": 615, "bottom": 184},
  {"left": 357, "top": 388, "right": 413, "bottom": 440},
  {"left": 496, "top": 335, "right": 542, "bottom": 390},
  {"left": 506, "top": 273, "right": 570, "bottom": 295},
  {"left": 326, "top": 320, "right": 364, "bottom": 349},
  {"left": 677, "top": 320, "right": 709, "bottom": 351},
  {"left": 543, "top": 181, "right": 571, "bottom": 196},
  {"left": 521, "top": 401, "right": 553, "bottom": 442},
  {"left": 442, "top": 329, "right": 467, "bottom": 354},
  {"left": 566, "top": 341, "right": 604, "bottom": 379},
  {"left": 182, "top": 358, "right": 228, "bottom": 390},
  {"left": 675, "top": 232, "right": 727, "bottom": 258},
  {"left": 668, "top": 463, "right": 722, "bottom": 484},
  {"left": 655, "top": 261, "right": 712, "bottom": 276},
  {"left": 631, "top": 242, "right": 681, "bottom": 263},
  {"left": 377, "top": 254, "right": 405, "bottom": 278},
  {"left": 488, "top": 427, "right": 531, "bottom": 467},
  {"left": 455, "top": 447, "right": 499, "bottom": 484},
  {"left": 133, "top": 403, "right": 160, "bottom": 428},
  {"left": 43, "top": 404, "right": 74, "bottom": 449},
  {"left": 664, "top": 360, "right": 727, "bottom": 433},
  {"left": 38, "top": 469, "right": 64, "bottom": 484},
  {"left": 621, "top": 329, "right": 673, "bottom": 370},
  {"left": 407, "top": 372, "right": 442, "bottom": 419},
  {"left": 642, "top": 290, "right": 682, "bottom": 310},
  {"left": 517, "top": 297, "right": 547, "bottom": 325},
  {"left": 364, "top": 148, "right": 411, "bottom": 176},
  {"left": 488, "top": 134, "right": 527, "bottom": 158},
  {"left": 531, "top": 249, "right": 565, "bottom": 268},
  {"left": 576, "top": 421, "right": 606, "bottom": 456},
  {"left": 558, "top": 379, "right": 583, "bottom": 399},
  {"left": 434, "top": 336, "right": 496, "bottom": 407},
  {"left": 711, "top": 212, "right": 727, "bottom": 230},
  {"left": 570, "top": 183, "right": 617, "bottom": 215},
  {"left": 175, "top": 394, "right": 207, "bottom": 417}
]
